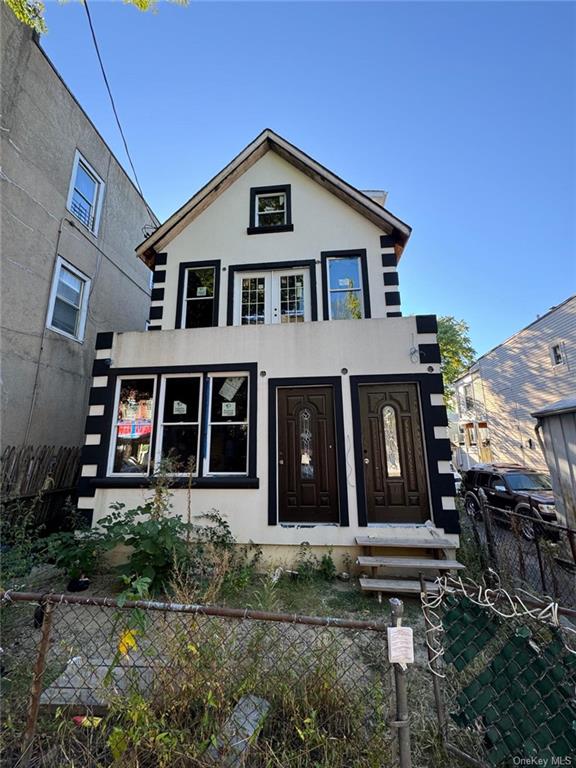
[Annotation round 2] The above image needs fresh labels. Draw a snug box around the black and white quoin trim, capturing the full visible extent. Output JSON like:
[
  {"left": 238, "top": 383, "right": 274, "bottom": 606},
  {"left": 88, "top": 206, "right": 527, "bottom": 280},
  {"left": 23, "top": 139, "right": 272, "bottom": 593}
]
[
  {"left": 380, "top": 235, "right": 401, "bottom": 317},
  {"left": 148, "top": 253, "right": 167, "bottom": 330}
]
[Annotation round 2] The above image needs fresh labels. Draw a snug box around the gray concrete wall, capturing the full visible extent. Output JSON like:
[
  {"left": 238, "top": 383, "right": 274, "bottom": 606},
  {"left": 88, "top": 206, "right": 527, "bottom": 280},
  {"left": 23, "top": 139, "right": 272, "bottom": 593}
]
[{"left": 0, "top": 6, "right": 156, "bottom": 448}]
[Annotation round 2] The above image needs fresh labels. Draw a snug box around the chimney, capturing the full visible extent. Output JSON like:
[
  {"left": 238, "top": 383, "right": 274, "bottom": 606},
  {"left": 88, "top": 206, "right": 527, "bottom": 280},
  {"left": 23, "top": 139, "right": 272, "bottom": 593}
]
[{"left": 362, "top": 190, "right": 388, "bottom": 208}]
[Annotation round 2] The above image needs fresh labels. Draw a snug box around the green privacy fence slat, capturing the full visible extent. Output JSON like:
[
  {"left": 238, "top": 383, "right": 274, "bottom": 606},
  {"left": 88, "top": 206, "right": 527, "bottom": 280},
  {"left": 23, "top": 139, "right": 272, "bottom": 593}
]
[{"left": 443, "top": 595, "right": 576, "bottom": 765}]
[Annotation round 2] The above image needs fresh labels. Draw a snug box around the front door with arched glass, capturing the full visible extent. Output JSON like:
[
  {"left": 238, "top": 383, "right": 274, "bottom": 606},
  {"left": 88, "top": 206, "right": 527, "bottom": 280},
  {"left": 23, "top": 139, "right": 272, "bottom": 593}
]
[{"left": 358, "top": 383, "right": 429, "bottom": 523}]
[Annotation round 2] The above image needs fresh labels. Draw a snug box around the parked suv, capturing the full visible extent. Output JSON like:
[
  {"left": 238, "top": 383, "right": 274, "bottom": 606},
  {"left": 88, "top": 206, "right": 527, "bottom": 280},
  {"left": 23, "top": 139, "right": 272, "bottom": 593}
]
[{"left": 461, "top": 463, "right": 560, "bottom": 539}]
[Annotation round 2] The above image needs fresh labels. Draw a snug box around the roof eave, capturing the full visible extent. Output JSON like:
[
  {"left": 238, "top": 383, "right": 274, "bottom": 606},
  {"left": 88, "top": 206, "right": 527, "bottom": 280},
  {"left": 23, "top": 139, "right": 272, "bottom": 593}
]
[{"left": 136, "top": 129, "right": 412, "bottom": 267}]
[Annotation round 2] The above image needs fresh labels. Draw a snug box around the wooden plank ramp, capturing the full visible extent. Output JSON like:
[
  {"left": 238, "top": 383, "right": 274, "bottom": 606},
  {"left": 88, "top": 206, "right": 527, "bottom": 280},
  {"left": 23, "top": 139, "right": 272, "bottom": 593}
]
[
  {"left": 355, "top": 535, "right": 454, "bottom": 549},
  {"left": 359, "top": 578, "right": 440, "bottom": 602},
  {"left": 357, "top": 556, "right": 464, "bottom": 570}
]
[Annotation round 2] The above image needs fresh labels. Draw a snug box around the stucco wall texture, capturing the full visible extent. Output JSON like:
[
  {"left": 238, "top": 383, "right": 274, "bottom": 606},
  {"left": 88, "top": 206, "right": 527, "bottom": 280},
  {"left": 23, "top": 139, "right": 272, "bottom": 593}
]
[{"left": 1, "top": 6, "right": 154, "bottom": 447}]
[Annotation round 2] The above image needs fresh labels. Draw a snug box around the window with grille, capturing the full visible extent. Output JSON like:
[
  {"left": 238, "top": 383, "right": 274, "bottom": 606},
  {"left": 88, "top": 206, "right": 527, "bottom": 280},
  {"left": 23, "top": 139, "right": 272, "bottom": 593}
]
[{"left": 67, "top": 151, "right": 105, "bottom": 234}]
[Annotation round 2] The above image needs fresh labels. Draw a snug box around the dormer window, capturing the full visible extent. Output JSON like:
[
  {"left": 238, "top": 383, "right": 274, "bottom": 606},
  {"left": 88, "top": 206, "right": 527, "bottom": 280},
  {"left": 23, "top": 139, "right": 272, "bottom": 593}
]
[{"left": 247, "top": 185, "right": 293, "bottom": 234}]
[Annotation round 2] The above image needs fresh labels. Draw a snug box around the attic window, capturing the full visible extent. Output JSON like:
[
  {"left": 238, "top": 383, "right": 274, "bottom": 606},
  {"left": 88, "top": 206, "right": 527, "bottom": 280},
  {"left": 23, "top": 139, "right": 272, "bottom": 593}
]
[
  {"left": 248, "top": 185, "right": 293, "bottom": 235},
  {"left": 550, "top": 343, "right": 565, "bottom": 366}
]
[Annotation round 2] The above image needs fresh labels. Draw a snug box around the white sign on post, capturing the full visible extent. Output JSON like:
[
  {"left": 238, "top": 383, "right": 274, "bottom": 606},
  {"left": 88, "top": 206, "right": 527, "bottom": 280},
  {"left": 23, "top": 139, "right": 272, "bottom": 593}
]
[{"left": 387, "top": 627, "right": 414, "bottom": 671}]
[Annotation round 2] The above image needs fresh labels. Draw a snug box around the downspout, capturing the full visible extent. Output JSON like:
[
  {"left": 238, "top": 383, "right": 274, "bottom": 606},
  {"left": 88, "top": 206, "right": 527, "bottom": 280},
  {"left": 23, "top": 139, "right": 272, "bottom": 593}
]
[
  {"left": 534, "top": 420, "right": 546, "bottom": 455},
  {"left": 23, "top": 218, "right": 65, "bottom": 445}
]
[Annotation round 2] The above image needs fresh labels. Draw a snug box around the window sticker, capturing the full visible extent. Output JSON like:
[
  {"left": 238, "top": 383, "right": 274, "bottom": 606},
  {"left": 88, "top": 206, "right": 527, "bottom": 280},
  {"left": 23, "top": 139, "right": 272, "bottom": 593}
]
[
  {"left": 173, "top": 400, "right": 187, "bottom": 416},
  {"left": 222, "top": 402, "right": 236, "bottom": 417},
  {"left": 219, "top": 377, "right": 244, "bottom": 402},
  {"left": 196, "top": 287, "right": 207, "bottom": 297}
]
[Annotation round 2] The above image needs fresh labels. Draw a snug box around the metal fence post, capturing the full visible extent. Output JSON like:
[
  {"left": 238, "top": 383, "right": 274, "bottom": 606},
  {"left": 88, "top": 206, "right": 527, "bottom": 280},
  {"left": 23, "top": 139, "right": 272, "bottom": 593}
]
[
  {"left": 479, "top": 489, "right": 499, "bottom": 572},
  {"left": 389, "top": 598, "right": 412, "bottom": 768},
  {"left": 20, "top": 599, "right": 54, "bottom": 767}
]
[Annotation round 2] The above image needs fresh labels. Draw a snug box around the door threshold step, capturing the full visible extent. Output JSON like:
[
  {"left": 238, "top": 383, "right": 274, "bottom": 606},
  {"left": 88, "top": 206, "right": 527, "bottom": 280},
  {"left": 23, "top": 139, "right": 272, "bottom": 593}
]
[
  {"left": 355, "top": 536, "right": 454, "bottom": 549},
  {"left": 359, "top": 578, "right": 440, "bottom": 597},
  {"left": 357, "top": 556, "right": 464, "bottom": 570}
]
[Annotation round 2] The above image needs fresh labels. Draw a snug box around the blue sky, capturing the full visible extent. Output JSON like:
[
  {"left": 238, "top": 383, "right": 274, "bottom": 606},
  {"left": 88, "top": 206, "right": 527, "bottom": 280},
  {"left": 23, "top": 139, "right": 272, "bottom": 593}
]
[{"left": 42, "top": 1, "right": 575, "bottom": 356}]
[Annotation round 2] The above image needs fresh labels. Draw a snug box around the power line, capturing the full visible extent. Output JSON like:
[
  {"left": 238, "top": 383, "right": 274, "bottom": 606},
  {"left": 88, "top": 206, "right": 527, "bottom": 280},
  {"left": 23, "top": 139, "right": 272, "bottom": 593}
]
[{"left": 82, "top": 0, "right": 157, "bottom": 228}]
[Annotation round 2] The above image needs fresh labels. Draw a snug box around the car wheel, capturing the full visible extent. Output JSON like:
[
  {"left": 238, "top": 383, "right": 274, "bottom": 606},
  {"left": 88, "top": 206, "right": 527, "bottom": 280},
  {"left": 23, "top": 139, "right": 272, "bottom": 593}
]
[
  {"left": 515, "top": 506, "right": 536, "bottom": 541},
  {"left": 465, "top": 494, "right": 481, "bottom": 520}
]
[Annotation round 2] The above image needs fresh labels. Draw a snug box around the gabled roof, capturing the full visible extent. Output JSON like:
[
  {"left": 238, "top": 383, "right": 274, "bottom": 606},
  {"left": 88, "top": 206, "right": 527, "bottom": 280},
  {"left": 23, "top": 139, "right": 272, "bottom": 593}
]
[{"left": 136, "top": 129, "right": 412, "bottom": 267}]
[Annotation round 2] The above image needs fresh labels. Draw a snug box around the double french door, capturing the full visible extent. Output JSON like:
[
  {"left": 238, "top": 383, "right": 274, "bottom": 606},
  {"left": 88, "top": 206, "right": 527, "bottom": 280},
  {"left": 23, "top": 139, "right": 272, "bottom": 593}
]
[{"left": 234, "top": 269, "right": 310, "bottom": 326}]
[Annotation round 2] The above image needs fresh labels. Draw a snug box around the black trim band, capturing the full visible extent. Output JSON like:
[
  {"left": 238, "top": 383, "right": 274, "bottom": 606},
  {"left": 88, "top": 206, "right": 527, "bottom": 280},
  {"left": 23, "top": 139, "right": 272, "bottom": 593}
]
[
  {"left": 380, "top": 235, "right": 396, "bottom": 248},
  {"left": 155, "top": 253, "right": 168, "bottom": 266},
  {"left": 387, "top": 312, "right": 402, "bottom": 318},
  {"left": 152, "top": 270, "right": 166, "bottom": 284},
  {"left": 151, "top": 287, "right": 165, "bottom": 302},
  {"left": 247, "top": 224, "right": 294, "bottom": 235},
  {"left": 382, "top": 254, "right": 398, "bottom": 267},
  {"left": 91, "top": 476, "right": 260, "bottom": 490}
]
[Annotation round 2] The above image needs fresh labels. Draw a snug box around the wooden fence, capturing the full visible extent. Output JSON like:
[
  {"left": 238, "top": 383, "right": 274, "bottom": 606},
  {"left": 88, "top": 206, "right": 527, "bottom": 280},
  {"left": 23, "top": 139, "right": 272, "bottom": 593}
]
[{"left": 1, "top": 445, "right": 81, "bottom": 530}]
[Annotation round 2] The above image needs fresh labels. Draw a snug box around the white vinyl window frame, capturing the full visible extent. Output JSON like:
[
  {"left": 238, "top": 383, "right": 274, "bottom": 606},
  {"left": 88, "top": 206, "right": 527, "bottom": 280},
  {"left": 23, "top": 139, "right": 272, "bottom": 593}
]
[
  {"left": 204, "top": 372, "right": 250, "bottom": 477},
  {"left": 233, "top": 269, "right": 311, "bottom": 326},
  {"left": 153, "top": 373, "right": 203, "bottom": 476},
  {"left": 326, "top": 256, "right": 365, "bottom": 320},
  {"left": 46, "top": 256, "right": 91, "bottom": 342},
  {"left": 66, "top": 150, "right": 105, "bottom": 235},
  {"left": 550, "top": 342, "right": 566, "bottom": 367},
  {"left": 255, "top": 191, "right": 287, "bottom": 228},
  {"left": 108, "top": 375, "right": 157, "bottom": 477}
]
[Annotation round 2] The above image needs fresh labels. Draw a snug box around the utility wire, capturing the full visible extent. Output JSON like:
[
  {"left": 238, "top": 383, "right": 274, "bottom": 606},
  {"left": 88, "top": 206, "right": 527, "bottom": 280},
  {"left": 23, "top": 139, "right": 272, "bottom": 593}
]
[{"left": 82, "top": 0, "right": 157, "bottom": 229}]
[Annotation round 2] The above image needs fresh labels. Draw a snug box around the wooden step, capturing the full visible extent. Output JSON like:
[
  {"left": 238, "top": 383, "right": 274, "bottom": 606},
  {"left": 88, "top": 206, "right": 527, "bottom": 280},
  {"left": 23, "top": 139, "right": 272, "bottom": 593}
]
[
  {"left": 355, "top": 536, "right": 454, "bottom": 549},
  {"left": 357, "top": 556, "right": 464, "bottom": 570},
  {"left": 359, "top": 577, "right": 440, "bottom": 601}
]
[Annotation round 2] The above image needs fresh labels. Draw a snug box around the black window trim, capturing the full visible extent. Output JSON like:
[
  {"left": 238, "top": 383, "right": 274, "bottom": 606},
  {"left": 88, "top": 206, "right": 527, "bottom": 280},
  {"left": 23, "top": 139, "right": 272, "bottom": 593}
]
[
  {"left": 175, "top": 260, "right": 221, "bottom": 329},
  {"left": 99, "top": 362, "right": 258, "bottom": 488},
  {"left": 226, "top": 259, "right": 318, "bottom": 325},
  {"left": 320, "top": 249, "right": 371, "bottom": 321},
  {"left": 248, "top": 185, "right": 293, "bottom": 235}
]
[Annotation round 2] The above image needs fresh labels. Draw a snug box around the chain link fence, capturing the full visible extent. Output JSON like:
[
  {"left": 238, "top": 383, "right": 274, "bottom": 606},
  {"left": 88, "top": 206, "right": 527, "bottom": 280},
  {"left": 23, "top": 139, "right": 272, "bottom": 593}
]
[
  {"left": 1, "top": 590, "right": 412, "bottom": 768},
  {"left": 421, "top": 574, "right": 576, "bottom": 767},
  {"left": 460, "top": 493, "right": 576, "bottom": 609}
]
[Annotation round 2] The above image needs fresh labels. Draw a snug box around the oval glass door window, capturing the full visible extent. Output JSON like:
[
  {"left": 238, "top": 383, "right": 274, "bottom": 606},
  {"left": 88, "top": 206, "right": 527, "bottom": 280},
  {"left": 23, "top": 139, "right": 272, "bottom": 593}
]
[{"left": 383, "top": 405, "right": 401, "bottom": 477}]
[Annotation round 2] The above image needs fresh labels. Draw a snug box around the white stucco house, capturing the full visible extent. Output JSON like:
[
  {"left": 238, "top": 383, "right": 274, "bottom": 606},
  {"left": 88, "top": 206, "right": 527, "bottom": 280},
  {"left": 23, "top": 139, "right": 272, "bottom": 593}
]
[{"left": 77, "top": 130, "right": 459, "bottom": 573}]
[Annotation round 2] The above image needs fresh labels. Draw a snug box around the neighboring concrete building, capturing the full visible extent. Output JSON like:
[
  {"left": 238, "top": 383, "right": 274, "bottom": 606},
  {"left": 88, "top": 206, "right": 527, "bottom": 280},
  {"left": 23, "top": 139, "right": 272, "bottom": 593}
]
[
  {"left": 454, "top": 295, "right": 576, "bottom": 471},
  {"left": 77, "top": 129, "right": 459, "bottom": 571},
  {"left": 1, "top": 7, "right": 157, "bottom": 449}
]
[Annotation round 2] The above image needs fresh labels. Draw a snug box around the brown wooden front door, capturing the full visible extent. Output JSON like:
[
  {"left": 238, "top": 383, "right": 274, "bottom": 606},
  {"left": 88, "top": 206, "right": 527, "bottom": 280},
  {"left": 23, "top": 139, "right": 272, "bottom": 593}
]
[
  {"left": 278, "top": 386, "right": 340, "bottom": 523},
  {"left": 358, "top": 383, "right": 429, "bottom": 523}
]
